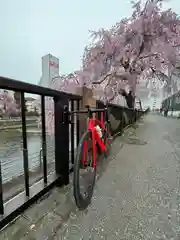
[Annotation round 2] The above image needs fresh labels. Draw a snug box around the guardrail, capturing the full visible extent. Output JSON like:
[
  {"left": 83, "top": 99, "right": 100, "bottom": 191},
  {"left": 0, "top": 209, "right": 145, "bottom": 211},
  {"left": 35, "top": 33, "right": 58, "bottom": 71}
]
[{"left": 0, "top": 76, "right": 148, "bottom": 230}]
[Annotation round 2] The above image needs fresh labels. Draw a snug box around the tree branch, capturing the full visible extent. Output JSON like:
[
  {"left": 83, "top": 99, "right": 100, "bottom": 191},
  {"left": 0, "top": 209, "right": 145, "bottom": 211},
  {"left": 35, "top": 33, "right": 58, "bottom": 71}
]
[
  {"left": 92, "top": 73, "right": 113, "bottom": 84},
  {"left": 139, "top": 53, "right": 158, "bottom": 59}
]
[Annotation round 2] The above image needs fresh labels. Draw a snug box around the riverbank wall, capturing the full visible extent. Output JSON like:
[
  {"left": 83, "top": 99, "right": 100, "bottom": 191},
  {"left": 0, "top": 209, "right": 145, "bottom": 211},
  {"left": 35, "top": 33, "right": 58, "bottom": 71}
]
[
  {"left": 0, "top": 117, "right": 39, "bottom": 130},
  {"left": 3, "top": 161, "right": 55, "bottom": 202}
]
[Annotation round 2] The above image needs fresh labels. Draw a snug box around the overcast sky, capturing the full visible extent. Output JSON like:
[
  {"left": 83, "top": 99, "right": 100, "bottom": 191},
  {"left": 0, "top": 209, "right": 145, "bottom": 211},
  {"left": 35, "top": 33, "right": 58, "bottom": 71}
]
[{"left": 0, "top": 0, "right": 179, "bottom": 90}]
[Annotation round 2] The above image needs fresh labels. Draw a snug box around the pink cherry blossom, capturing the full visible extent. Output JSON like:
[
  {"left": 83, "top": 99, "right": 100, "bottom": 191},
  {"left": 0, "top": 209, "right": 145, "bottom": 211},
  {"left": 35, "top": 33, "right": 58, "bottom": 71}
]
[{"left": 77, "top": 0, "right": 180, "bottom": 99}]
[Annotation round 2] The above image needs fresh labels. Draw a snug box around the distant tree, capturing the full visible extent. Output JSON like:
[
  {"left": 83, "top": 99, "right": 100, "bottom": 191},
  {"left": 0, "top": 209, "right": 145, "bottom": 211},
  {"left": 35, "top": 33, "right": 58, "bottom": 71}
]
[
  {"left": 14, "top": 91, "right": 21, "bottom": 107},
  {"left": 0, "top": 91, "right": 19, "bottom": 117}
]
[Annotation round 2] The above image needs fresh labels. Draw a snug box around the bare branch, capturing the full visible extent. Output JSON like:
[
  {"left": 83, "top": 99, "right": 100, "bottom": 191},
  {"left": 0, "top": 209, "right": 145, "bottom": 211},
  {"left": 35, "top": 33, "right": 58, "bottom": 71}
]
[
  {"left": 139, "top": 53, "right": 158, "bottom": 59},
  {"left": 92, "top": 73, "right": 113, "bottom": 84}
]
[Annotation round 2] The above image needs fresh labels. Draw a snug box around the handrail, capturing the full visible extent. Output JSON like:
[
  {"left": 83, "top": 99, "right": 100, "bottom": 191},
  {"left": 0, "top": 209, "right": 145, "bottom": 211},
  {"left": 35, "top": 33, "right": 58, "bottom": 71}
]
[{"left": 0, "top": 76, "right": 82, "bottom": 100}]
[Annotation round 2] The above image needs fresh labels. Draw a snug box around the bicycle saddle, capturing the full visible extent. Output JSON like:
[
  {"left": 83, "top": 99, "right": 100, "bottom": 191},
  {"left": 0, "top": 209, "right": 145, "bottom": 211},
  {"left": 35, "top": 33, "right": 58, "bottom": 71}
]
[{"left": 84, "top": 105, "right": 90, "bottom": 109}]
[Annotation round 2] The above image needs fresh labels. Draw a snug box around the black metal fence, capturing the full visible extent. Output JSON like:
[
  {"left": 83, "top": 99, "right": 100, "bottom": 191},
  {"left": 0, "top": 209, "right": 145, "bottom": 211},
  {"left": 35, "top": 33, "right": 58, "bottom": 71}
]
[{"left": 0, "top": 76, "right": 147, "bottom": 230}]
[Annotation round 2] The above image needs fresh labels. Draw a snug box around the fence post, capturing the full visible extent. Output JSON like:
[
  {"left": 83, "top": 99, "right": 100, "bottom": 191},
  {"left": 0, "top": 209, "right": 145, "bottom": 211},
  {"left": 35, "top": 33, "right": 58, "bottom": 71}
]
[
  {"left": 134, "top": 109, "right": 137, "bottom": 122},
  {"left": 54, "top": 97, "right": 69, "bottom": 186},
  {"left": 132, "top": 108, "right": 136, "bottom": 124}
]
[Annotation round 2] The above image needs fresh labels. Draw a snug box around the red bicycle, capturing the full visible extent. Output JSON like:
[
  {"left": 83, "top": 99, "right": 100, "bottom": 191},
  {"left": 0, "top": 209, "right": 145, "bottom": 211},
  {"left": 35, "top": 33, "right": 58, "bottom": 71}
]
[{"left": 69, "top": 105, "right": 112, "bottom": 210}]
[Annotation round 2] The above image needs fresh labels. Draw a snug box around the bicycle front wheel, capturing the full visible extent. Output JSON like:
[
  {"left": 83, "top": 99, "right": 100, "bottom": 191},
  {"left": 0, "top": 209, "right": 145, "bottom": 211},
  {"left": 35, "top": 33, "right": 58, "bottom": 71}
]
[{"left": 73, "top": 130, "right": 96, "bottom": 210}]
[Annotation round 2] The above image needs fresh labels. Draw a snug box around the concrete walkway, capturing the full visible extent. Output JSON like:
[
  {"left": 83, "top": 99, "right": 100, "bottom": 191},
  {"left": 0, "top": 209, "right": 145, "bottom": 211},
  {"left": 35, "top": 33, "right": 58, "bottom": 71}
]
[
  {"left": 55, "top": 114, "right": 180, "bottom": 239},
  {"left": 1, "top": 114, "right": 180, "bottom": 239}
]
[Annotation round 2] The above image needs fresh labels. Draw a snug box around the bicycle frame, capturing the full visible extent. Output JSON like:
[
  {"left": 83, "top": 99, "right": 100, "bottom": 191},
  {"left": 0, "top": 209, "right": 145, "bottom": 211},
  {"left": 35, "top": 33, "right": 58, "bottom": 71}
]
[
  {"left": 82, "top": 112, "right": 109, "bottom": 168},
  {"left": 65, "top": 105, "right": 111, "bottom": 169}
]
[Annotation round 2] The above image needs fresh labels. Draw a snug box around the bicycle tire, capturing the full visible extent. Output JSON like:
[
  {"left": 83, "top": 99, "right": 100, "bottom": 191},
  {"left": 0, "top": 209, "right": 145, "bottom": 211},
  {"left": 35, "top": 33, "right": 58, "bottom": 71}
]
[{"left": 73, "top": 130, "right": 96, "bottom": 210}]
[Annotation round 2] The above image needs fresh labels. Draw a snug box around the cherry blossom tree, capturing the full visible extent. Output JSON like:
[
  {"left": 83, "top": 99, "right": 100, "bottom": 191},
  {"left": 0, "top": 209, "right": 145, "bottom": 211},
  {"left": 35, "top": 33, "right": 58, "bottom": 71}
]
[
  {"left": 50, "top": 72, "right": 81, "bottom": 94},
  {"left": 48, "top": 0, "right": 180, "bottom": 104},
  {"left": 80, "top": 0, "right": 180, "bottom": 101},
  {"left": 44, "top": 0, "right": 180, "bottom": 133},
  {"left": 0, "top": 91, "right": 20, "bottom": 117}
]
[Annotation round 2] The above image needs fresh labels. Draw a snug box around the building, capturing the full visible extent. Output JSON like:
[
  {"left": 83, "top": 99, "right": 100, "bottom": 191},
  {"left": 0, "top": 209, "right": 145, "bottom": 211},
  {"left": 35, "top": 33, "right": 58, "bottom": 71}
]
[
  {"left": 25, "top": 97, "right": 36, "bottom": 112},
  {"left": 39, "top": 54, "right": 59, "bottom": 88},
  {"left": 162, "top": 91, "right": 180, "bottom": 110}
]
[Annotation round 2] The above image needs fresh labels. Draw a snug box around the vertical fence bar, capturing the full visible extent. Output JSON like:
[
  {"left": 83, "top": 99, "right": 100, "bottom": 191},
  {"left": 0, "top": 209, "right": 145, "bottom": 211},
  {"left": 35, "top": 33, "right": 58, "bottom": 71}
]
[
  {"left": 76, "top": 100, "right": 80, "bottom": 145},
  {"left": 41, "top": 95, "right": 47, "bottom": 184},
  {"left": 54, "top": 97, "right": 69, "bottom": 186},
  {"left": 121, "top": 109, "right": 124, "bottom": 132},
  {"left": 96, "top": 101, "right": 100, "bottom": 120},
  {"left": 139, "top": 100, "right": 142, "bottom": 111},
  {"left": 70, "top": 100, "right": 75, "bottom": 165},
  {"left": 133, "top": 108, "right": 136, "bottom": 123},
  {"left": 0, "top": 160, "right": 4, "bottom": 215},
  {"left": 21, "top": 92, "right": 29, "bottom": 197},
  {"left": 39, "top": 148, "right": 42, "bottom": 169},
  {"left": 130, "top": 109, "right": 133, "bottom": 125},
  {"left": 134, "top": 109, "right": 137, "bottom": 122}
]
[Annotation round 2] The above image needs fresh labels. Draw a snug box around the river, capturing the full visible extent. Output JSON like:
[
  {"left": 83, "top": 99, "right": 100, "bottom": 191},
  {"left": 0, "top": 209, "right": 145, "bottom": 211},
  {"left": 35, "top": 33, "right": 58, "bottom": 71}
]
[
  {"left": 0, "top": 123, "right": 77, "bottom": 184},
  {"left": 0, "top": 129, "right": 55, "bottom": 184}
]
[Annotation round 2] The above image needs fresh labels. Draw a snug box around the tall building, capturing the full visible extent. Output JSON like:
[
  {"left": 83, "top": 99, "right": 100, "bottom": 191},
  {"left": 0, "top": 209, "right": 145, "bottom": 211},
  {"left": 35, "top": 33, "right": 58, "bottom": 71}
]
[{"left": 39, "top": 54, "right": 59, "bottom": 88}]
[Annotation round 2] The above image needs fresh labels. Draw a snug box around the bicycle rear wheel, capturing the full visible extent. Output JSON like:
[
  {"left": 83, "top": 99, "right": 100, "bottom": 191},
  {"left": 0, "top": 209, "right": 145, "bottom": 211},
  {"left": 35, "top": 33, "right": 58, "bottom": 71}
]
[
  {"left": 103, "top": 122, "right": 112, "bottom": 158},
  {"left": 73, "top": 130, "right": 96, "bottom": 210}
]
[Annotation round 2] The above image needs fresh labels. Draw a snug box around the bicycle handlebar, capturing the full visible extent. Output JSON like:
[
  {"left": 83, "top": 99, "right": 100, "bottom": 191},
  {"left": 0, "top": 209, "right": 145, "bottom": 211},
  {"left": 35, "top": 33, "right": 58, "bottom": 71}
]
[
  {"left": 63, "top": 104, "right": 109, "bottom": 124},
  {"left": 69, "top": 108, "right": 107, "bottom": 115}
]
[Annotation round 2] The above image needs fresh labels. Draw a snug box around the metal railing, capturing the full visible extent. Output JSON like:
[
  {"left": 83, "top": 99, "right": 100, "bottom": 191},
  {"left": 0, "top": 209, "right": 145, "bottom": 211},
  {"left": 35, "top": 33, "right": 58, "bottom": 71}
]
[
  {"left": 0, "top": 76, "right": 81, "bottom": 229},
  {"left": 0, "top": 76, "right": 147, "bottom": 230}
]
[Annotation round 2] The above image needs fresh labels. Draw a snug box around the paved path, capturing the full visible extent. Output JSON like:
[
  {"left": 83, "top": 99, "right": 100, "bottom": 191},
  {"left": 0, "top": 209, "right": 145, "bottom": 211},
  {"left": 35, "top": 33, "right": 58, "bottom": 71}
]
[{"left": 55, "top": 114, "right": 180, "bottom": 239}]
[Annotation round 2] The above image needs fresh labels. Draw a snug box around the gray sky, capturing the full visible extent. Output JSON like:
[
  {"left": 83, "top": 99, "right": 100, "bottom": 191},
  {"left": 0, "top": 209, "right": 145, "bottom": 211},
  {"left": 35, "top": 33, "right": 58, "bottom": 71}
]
[{"left": 0, "top": 0, "right": 179, "bottom": 88}]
